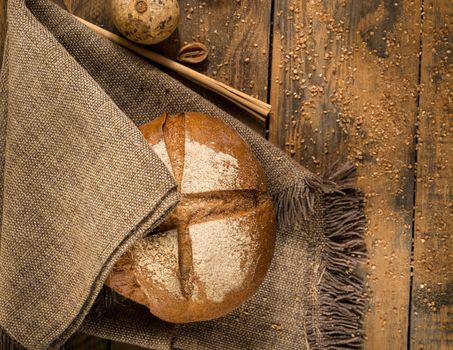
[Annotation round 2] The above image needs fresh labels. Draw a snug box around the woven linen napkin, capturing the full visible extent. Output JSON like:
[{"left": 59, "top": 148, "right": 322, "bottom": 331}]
[{"left": 0, "top": 0, "right": 367, "bottom": 349}]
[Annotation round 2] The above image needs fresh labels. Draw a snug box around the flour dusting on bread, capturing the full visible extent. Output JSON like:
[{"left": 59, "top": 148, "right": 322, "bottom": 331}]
[
  {"left": 190, "top": 217, "right": 255, "bottom": 303},
  {"left": 151, "top": 140, "right": 174, "bottom": 176},
  {"left": 133, "top": 229, "right": 183, "bottom": 299},
  {"left": 182, "top": 139, "right": 239, "bottom": 193}
]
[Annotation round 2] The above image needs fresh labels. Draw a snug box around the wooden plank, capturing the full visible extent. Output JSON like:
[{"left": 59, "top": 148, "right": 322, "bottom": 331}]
[
  {"left": 157, "top": 0, "right": 272, "bottom": 103},
  {"left": 52, "top": 0, "right": 272, "bottom": 134},
  {"left": 269, "top": 0, "right": 421, "bottom": 348},
  {"left": 410, "top": 0, "right": 453, "bottom": 348}
]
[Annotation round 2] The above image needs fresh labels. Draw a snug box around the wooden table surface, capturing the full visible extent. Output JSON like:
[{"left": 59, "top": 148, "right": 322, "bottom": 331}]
[{"left": 1, "top": 0, "right": 452, "bottom": 349}]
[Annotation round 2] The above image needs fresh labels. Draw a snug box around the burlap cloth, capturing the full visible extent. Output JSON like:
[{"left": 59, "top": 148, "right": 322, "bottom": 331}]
[{"left": 0, "top": 0, "right": 367, "bottom": 349}]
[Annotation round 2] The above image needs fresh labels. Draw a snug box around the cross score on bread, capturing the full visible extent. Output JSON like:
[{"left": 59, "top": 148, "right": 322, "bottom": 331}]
[{"left": 106, "top": 112, "right": 276, "bottom": 323}]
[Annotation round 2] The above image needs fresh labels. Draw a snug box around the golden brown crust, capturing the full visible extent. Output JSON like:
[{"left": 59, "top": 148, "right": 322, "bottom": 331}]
[
  {"left": 161, "top": 113, "right": 185, "bottom": 185},
  {"left": 138, "top": 112, "right": 166, "bottom": 145},
  {"left": 106, "top": 112, "right": 276, "bottom": 323},
  {"left": 183, "top": 112, "right": 268, "bottom": 193}
]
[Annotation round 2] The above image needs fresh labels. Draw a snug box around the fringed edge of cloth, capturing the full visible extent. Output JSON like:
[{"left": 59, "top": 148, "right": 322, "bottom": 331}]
[
  {"left": 0, "top": 328, "right": 26, "bottom": 350},
  {"left": 273, "top": 163, "right": 367, "bottom": 349},
  {"left": 272, "top": 173, "right": 332, "bottom": 228},
  {"left": 318, "top": 163, "right": 366, "bottom": 349},
  {"left": 89, "top": 286, "right": 130, "bottom": 317}
]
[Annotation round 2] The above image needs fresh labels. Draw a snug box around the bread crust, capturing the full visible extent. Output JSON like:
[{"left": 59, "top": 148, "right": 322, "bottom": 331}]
[{"left": 106, "top": 112, "right": 276, "bottom": 323}]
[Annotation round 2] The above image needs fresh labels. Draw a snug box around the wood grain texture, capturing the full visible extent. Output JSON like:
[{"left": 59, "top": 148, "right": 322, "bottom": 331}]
[
  {"left": 161, "top": 0, "right": 272, "bottom": 103},
  {"left": 410, "top": 0, "right": 453, "bottom": 348},
  {"left": 269, "top": 0, "right": 422, "bottom": 348}
]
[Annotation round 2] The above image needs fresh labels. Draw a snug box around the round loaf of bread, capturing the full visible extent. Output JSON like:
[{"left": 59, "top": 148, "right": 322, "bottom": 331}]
[{"left": 106, "top": 112, "right": 276, "bottom": 323}]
